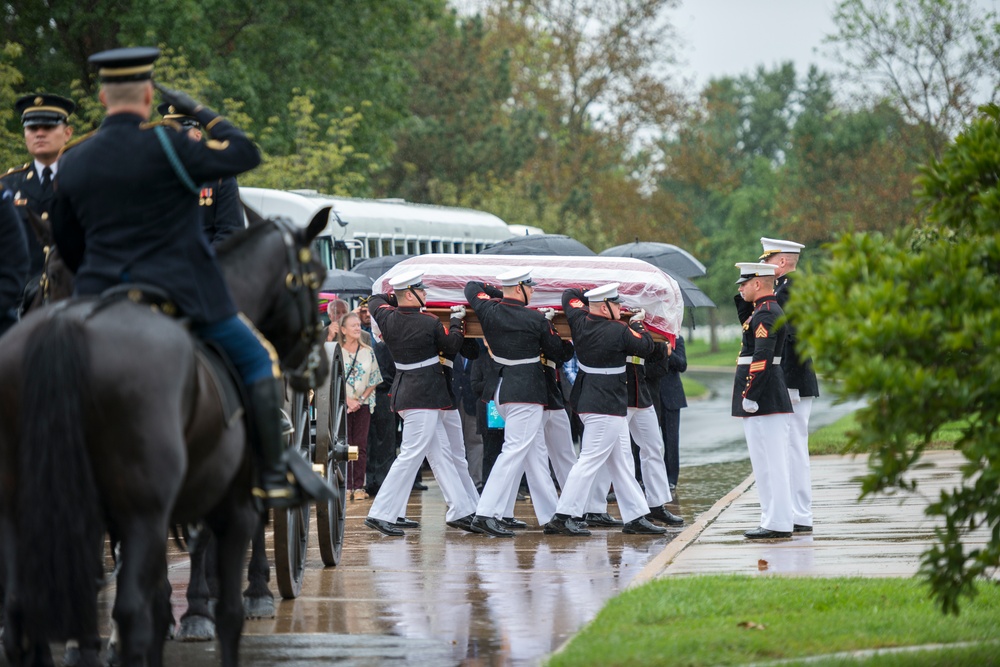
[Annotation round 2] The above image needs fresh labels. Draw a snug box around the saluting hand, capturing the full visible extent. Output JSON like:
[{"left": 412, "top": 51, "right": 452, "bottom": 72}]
[{"left": 155, "top": 82, "right": 204, "bottom": 117}]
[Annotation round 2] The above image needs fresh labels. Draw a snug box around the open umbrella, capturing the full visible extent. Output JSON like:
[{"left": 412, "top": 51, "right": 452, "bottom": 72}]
[
  {"left": 600, "top": 241, "right": 706, "bottom": 278},
  {"left": 667, "top": 271, "right": 716, "bottom": 309},
  {"left": 320, "top": 268, "right": 374, "bottom": 295},
  {"left": 350, "top": 254, "right": 415, "bottom": 282},
  {"left": 480, "top": 234, "right": 596, "bottom": 256}
]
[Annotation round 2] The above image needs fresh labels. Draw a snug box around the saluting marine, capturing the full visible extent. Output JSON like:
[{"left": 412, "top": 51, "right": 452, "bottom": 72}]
[
  {"left": 732, "top": 262, "right": 794, "bottom": 540},
  {"left": 364, "top": 269, "right": 480, "bottom": 536}
]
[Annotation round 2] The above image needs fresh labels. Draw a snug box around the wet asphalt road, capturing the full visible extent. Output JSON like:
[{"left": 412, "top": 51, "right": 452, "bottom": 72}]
[{"left": 12, "top": 371, "right": 860, "bottom": 667}]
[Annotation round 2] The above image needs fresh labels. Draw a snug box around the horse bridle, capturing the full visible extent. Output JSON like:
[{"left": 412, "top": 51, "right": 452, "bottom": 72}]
[{"left": 269, "top": 217, "right": 326, "bottom": 388}]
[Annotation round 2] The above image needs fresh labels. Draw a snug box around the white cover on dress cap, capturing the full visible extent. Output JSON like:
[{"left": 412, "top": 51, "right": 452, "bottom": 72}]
[
  {"left": 388, "top": 268, "right": 426, "bottom": 291},
  {"left": 760, "top": 237, "right": 805, "bottom": 259},
  {"left": 735, "top": 262, "right": 776, "bottom": 284},
  {"left": 497, "top": 268, "right": 537, "bottom": 287},
  {"left": 584, "top": 282, "right": 621, "bottom": 302}
]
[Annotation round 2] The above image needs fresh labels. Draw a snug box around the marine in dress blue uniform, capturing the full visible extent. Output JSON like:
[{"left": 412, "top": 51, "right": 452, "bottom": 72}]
[
  {"left": 466, "top": 269, "right": 565, "bottom": 537},
  {"left": 545, "top": 283, "right": 666, "bottom": 536},
  {"left": 363, "top": 269, "right": 479, "bottom": 536},
  {"left": 159, "top": 103, "right": 243, "bottom": 247},
  {"left": 732, "top": 262, "right": 794, "bottom": 539},
  {"left": 0, "top": 186, "right": 28, "bottom": 336},
  {"left": 1, "top": 93, "right": 76, "bottom": 308},
  {"left": 51, "top": 47, "right": 307, "bottom": 508},
  {"left": 761, "top": 237, "right": 819, "bottom": 533}
]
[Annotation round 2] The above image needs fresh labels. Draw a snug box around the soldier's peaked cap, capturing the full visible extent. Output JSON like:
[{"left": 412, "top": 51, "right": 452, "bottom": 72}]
[
  {"left": 89, "top": 47, "right": 160, "bottom": 83},
  {"left": 584, "top": 282, "right": 621, "bottom": 303},
  {"left": 389, "top": 268, "right": 426, "bottom": 291},
  {"left": 157, "top": 103, "right": 198, "bottom": 127},
  {"left": 15, "top": 94, "right": 75, "bottom": 127},
  {"left": 759, "top": 237, "right": 805, "bottom": 260},
  {"left": 735, "top": 262, "right": 776, "bottom": 284},
  {"left": 497, "top": 268, "right": 536, "bottom": 287}
]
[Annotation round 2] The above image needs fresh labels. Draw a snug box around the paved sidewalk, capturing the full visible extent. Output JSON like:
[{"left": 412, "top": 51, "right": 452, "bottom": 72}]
[{"left": 633, "top": 450, "right": 990, "bottom": 584}]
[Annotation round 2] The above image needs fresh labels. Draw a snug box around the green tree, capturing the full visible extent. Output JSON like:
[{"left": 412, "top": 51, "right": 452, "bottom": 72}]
[
  {"left": 0, "top": 43, "right": 27, "bottom": 170},
  {"left": 793, "top": 104, "right": 1000, "bottom": 614},
  {"left": 826, "top": 0, "right": 1000, "bottom": 157}
]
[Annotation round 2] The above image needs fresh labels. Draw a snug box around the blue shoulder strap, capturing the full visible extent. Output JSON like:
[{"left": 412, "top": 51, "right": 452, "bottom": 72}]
[{"left": 153, "top": 125, "right": 200, "bottom": 195}]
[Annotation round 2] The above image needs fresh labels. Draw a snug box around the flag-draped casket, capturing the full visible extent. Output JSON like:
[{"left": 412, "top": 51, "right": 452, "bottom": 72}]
[{"left": 371, "top": 254, "right": 684, "bottom": 343}]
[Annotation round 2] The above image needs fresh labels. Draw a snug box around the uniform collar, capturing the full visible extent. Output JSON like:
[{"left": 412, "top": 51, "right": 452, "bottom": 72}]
[
  {"left": 500, "top": 297, "right": 526, "bottom": 306},
  {"left": 754, "top": 294, "right": 777, "bottom": 306},
  {"left": 101, "top": 112, "right": 147, "bottom": 128},
  {"left": 33, "top": 159, "right": 57, "bottom": 178}
]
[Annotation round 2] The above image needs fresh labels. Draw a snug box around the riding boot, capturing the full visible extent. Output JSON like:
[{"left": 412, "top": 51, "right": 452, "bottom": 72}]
[{"left": 249, "top": 378, "right": 302, "bottom": 509}]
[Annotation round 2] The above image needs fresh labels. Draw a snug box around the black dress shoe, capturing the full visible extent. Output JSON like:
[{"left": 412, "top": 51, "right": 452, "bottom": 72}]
[
  {"left": 572, "top": 516, "right": 589, "bottom": 528},
  {"left": 412, "top": 482, "right": 429, "bottom": 491},
  {"left": 365, "top": 517, "right": 404, "bottom": 536},
  {"left": 543, "top": 517, "right": 591, "bottom": 536},
  {"left": 793, "top": 524, "right": 813, "bottom": 533},
  {"left": 447, "top": 514, "right": 484, "bottom": 533},
  {"left": 582, "top": 512, "right": 623, "bottom": 527},
  {"left": 500, "top": 517, "right": 528, "bottom": 530},
  {"left": 395, "top": 517, "right": 420, "bottom": 528},
  {"left": 606, "top": 491, "right": 617, "bottom": 503},
  {"left": 472, "top": 515, "right": 514, "bottom": 538},
  {"left": 744, "top": 527, "right": 792, "bottom": 540},
  {"left": 647, "top": 506, "right": 685, "bottom": 527},
  {"left": 622, "top": 517, "right": 667, "bottom": 535}
]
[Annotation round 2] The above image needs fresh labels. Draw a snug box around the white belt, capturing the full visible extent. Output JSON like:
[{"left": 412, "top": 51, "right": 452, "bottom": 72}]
[
  {"left": 493, "top": 355, "right": 541, "bottom": 366},
  {"left": 542, "top": 359, "right": 557, "bottom": 369},
  {"left": 579, "top": 362, "right": 626, "bottom": 375},
  {"left": 395, "top": 357, "right": 440, "bottom": 371},
  {"left": 440, "top": 358, "right": 454, "bottom": 368},
  {"left": 627, "top": 356, "right": 645, "bottom": 366},
  {"left": 737, "top": 356, "right": 781, "bottom": 365}
]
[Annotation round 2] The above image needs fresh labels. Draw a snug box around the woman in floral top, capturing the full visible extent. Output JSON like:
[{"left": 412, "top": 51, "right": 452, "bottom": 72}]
[{"left": 339, "top": 311, "right": 382, "bottom": 499}]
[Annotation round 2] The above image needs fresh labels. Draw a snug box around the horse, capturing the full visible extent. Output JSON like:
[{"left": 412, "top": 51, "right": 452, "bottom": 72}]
[{"left": 0, "top": 207, "right": 331, "bottom": 667}]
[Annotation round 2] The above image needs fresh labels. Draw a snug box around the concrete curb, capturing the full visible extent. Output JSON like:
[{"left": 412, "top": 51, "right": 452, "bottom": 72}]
[{"left": 629, "top": 472, "right": 756, "bottom": 587}]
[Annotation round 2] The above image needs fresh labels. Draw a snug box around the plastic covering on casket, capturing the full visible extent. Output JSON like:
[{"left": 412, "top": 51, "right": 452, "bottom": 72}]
[{"left": 371, "top": 254, "right": 684, "bottom": 340}]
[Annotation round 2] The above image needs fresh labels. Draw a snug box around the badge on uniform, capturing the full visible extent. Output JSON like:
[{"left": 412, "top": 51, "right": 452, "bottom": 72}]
[
  {"left": 569, "top": 298, "right": 584, "bottom": 309},
  {"left": 755, "top": 323, "right": 768, "bottom": 338},
  {"left": 476, "top": 291, "right": 489, "bottom": 300},
  {"left": 199, "top": 187, "right": 214, "bottom": 206}
]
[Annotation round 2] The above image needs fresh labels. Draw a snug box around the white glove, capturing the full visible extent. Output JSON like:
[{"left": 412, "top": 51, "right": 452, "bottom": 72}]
[
  {"left": 538, "top": 307, "right": 557, "bottom": 321},
  {"left": 742, "top": 398, "right": 759, "bottom": 413},
  {"left": 629, "top": 308, "right": 646, "bottom": 324},
  {"left": 450, "top": 305, "right": 467, "bottom": 320},
  {"left": 788, "top": 388, "right": 801, "bottom": 405}
]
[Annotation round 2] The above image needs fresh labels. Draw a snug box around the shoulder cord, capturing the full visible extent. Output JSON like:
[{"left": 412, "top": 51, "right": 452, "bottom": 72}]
[{"left": 153, "top": 125, "right": 200, "bottom": 195}]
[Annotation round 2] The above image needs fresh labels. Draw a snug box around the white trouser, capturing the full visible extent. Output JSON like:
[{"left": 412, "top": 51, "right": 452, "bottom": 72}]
[
  {"left": 544, "top": 409, "right": 577, "bottom": 487},
  {"left": 592, "top": 406, "right": 672, "bottom": 508},
  {"left": 476, "top": 382, "right": 559, "bottom": 524},
  {"left": 368, "top": 409, "right": 477, "bottom": 523},
  {"left": 438, "top": 409, "right": 482, "bottom": 507},
  {"left": 744, "top": 413, "right": 793, "bottom": 532},
  {"left": 788, "top": 396, "right": 814, "bottom": 526},
  {"left": 556, "top": 414, "right": 650, "bottom": 523}
]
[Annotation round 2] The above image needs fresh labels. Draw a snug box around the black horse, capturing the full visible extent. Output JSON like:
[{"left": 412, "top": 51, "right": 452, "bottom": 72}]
[{"left": 0, "top": 208, "right": 330, "bottom": 667}]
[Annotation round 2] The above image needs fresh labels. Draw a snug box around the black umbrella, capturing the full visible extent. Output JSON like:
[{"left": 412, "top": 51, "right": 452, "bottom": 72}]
[
  {"left": 320, "top": 268, "right": 374, "bottom": 295},
  {"left": 350, "top": 254, "right": 415, "bottom": 281},
  {"left": 666, "top": 271, "right": 716, "bottom": 309},
  {"left": 479, "top": 234, "right": 596, "bottom": 256},
  {"left": 600, "top": 241, "right": 706, "bottom": 278}
]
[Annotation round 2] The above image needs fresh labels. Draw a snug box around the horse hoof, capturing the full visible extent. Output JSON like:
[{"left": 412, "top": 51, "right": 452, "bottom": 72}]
[
  {"left": 243, "top": 594, "right": 275, "bottom": 619},
  {"left": 175, "top": 615, "right": 215, "bottom": 642}
]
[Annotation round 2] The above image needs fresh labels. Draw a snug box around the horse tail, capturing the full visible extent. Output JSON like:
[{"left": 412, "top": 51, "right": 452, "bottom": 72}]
[{"left": 17, "top": 314, "right": 103, "bottom": 640}]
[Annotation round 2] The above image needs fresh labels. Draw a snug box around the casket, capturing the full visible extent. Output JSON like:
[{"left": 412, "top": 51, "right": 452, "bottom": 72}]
[{"left": 371, "top": 254, "right": 684, "bottom": 343}]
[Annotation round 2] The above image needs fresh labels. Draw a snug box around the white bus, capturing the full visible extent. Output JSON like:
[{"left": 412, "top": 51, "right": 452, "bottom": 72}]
[{"left": 239, "top": 187, "right": 516, "bottom": 270}]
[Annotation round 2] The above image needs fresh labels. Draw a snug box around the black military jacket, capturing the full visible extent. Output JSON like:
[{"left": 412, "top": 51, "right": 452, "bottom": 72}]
[
  {"left": 0, "top": 161, "right": 52, "bottom": 276},
  {"left": 369, "top": 293, "right": 465, "bottom": 412},
  {"left": 465, "top": 280, "right": 565, "bottom": 406},
  {"left": 0, "top": 189, "right": 28, "bottom": 335},
  {"left": 774, "top": 274, "right": 819, "bottom": 397},
  {"left": 731, "top": 294, "right": 793, "bottom": 417},
  {"left": 201, "top": 176, "right": 243, "bottom": 247},
  {"left": 52, "top": 110, "right": 260, "bottom": 324},
  {"left": 541, "top": 337, "right": 576, "bottom": 410},
  {"left": 624, "top": 342, "right": 668, "bottom": 409},
  {"left": 646, "top": 335, "right": 688, "bottom": 411},
  {"left": 562, "top": 288, "right": 655, "bottom": 416}
]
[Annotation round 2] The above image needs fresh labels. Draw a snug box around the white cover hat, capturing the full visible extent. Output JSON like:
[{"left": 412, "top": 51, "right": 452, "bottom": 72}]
[
  {"left": 496, "top": 268, "right": 537, "bottom": 287},
  {"left": 584, "top": 282, "right": 621, "bottom": 302},
  {"left": 735, "top": 262, "right": 776, "bottom": 284},
  {"left": 388, "top": 268, "right": 426, "bottom": 291},
  {"left": 760, "top": 237, "right": 805, "bottom": 259}
]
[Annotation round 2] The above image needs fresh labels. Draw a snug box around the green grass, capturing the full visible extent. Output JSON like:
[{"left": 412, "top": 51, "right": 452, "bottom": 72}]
[
  {"left": 680, "top": 375, "right": 708, "bottom": 399},
  {"left": 809, "top": 413, "right": 964, "bottom": 456},
  {"left": 547, "top": 576, "right": 1000, "bottom": 667},
  {"left": 686, "top": 337, "right": 742, "bottom": 367}
]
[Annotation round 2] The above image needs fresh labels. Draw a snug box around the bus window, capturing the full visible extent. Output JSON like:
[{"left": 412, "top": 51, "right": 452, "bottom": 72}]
[
  {"left": 406, "top": 239, "right": 419, "bottom": 254},
  {"left": 430, "top": 240, "right": 441, "bottom": 253},
  {"left": 463, "top": 242, "right": 476, "bottom": 254},
  {"left": 381, "top": 238, "right": 393, "bottom": 257},
  {"left": 367, "top": 237, "right": 379, "bottom": 258},
  {"left": 313, "top": 237, "right": 333, "bottom": 269},
  {"left": 394, "top": 238, "right": 407, "bottom": 255}
]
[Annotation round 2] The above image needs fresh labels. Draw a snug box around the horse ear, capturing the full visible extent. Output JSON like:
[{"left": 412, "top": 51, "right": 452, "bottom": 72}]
[
  {"left": 27, "top": 209, "right": 53, "bottom": 247},
  {"left": 304, "top": 206, "right": 330, "bottom": 243},
  {"left": 242, "top": 202, "right": 266, "bottom": 227}
]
